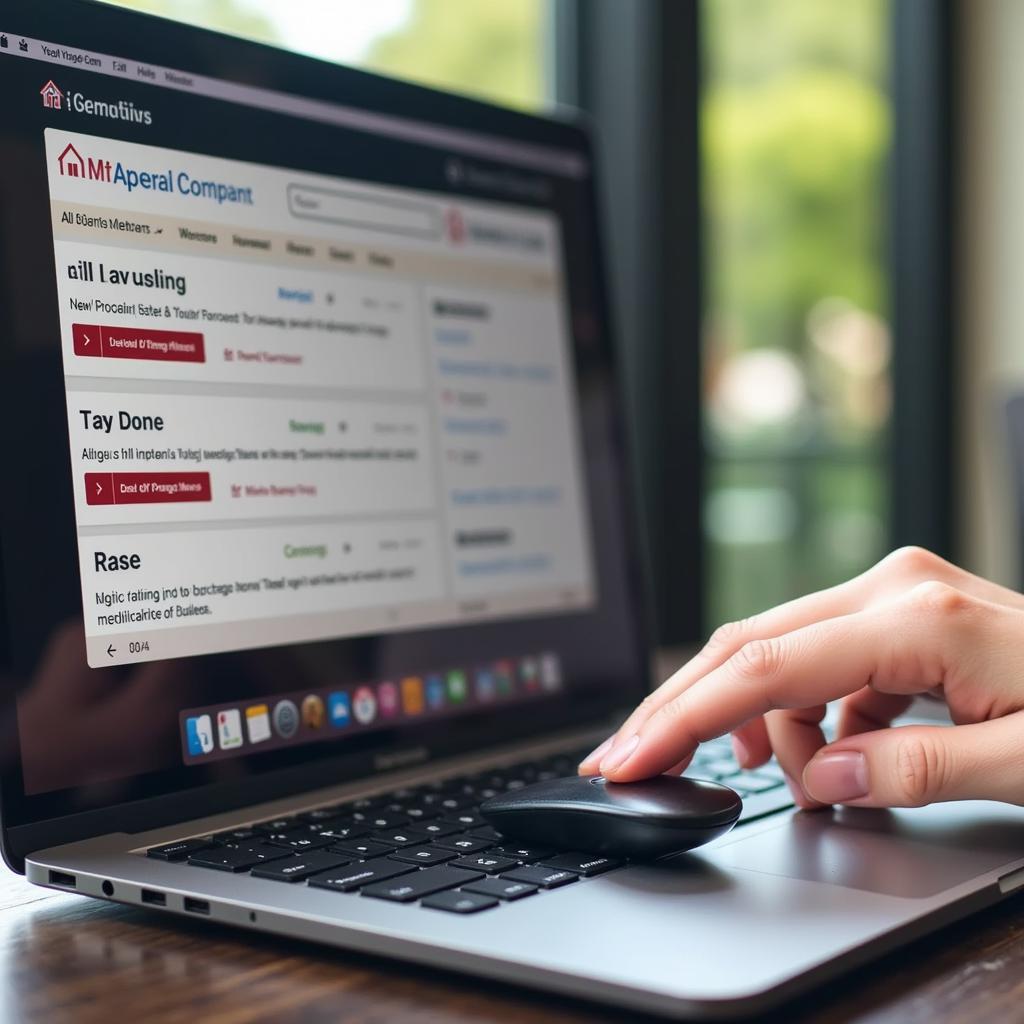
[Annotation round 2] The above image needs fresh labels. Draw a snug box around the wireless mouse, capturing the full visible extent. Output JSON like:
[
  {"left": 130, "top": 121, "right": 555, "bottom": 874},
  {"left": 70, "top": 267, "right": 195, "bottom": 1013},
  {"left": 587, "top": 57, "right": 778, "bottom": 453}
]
[{"left": 480, "top": 774, "right": 743, "bottom": 860}]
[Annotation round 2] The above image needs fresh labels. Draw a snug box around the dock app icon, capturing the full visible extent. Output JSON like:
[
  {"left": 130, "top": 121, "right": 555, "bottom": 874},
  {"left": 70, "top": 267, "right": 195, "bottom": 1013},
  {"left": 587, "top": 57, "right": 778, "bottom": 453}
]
[
  {"left": 245, "top": 704, "right": 272, "bottom": 744},
  {"left": 186, "top": 714, "right": 214, "bottom": 756},
  {"left": 217, "top": 708, "right": 243, "bottom": 750}
]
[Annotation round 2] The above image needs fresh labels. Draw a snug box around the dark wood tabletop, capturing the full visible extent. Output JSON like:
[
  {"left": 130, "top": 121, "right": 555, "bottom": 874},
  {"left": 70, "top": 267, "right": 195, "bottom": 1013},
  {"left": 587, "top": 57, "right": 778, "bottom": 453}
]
[{"left": 2, "top": 865, "right": 1023, "bottom": 1024}]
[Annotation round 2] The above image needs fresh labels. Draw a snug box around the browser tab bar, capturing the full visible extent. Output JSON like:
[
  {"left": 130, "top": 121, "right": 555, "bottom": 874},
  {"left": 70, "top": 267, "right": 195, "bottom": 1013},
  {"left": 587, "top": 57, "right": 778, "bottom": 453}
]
[{"left": 0, "top": 31, "right": 588, "bottom": 177}]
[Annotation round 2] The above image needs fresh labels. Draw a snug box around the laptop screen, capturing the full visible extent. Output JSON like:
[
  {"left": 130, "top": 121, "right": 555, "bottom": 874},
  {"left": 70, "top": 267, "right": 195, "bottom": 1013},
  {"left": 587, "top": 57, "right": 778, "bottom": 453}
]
[{"left": 0, "top": 1, "right": 648, "bottom": 846}]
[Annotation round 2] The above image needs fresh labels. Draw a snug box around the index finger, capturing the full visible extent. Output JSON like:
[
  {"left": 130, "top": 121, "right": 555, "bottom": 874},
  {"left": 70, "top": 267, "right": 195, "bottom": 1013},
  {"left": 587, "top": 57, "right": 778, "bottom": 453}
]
[{"left": 600, "top": 602, "right": 937, "bottom": 782}]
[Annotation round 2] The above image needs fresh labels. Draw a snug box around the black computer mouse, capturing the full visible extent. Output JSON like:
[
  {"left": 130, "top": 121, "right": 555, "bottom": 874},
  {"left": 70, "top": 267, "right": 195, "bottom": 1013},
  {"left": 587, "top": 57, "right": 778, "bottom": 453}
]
[{"left": 480, "top": 775, "right": 743, "bottom": 860}]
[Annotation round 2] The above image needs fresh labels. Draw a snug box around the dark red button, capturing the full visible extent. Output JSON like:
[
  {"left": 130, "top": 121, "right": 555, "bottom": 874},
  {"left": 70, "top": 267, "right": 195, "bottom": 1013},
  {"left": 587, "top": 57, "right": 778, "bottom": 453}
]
[
  {"left": 85, "top": 472, "right": 212, "bottom": 506},
  {"left": 71, "top": 323, "right": 205, "bottom": 363}
]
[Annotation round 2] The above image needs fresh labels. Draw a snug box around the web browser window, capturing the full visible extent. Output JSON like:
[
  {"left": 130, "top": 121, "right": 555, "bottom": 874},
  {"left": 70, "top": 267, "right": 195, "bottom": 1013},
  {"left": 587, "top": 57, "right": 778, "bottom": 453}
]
[
  {"left": 0, "top": 11, "right": 644, "bottom": 812},
  {"left": 44, "top": 128, "right": 595, "bottom": 668}
]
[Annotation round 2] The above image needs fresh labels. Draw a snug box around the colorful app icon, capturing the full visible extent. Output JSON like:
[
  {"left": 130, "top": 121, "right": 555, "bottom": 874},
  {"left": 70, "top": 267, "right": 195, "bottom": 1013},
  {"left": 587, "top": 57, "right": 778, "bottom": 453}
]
[
  {"left": 327, "top": 691, "right": 351, "bottom": 728},
  {"left": 245, "top": 704, "right": 271, "bottom": 744},
  {"left": 519, "top": 656, "right": 540, "bottom": 691},
  {"left": 540, "top": 652, "right": 562, "bottom": 692},
  {"left": 217, "top": 708, "right": 243, "bottom": 750},
  {"left": 302, "top": 694, "right": 326, "bottom": 730},
  {"left": 494, "top": 660, "right": 514, "bottom": 697},
  {"left": 446, "top": 669, "right": 468, "bottom": 703},
  {"left": 353, "top": 685, "right": 377, "bottom": 725},
  {"left": 378, "top": 681, "right": 399, "bottom": 718},
  {"left": 401, "top": 676, "right": 425, "bottom": 715},
  {"left": 475, "top": 667, "right": 496, "bottom": 702},
  {"left": 425, "top": 673, "right": 446, "bottom": 710},
  {"left": 273, "top": 699, "right": 299, "bottom": 739},
  {"left": 185, "top": 714, "right": 214, "bottom": 756}
]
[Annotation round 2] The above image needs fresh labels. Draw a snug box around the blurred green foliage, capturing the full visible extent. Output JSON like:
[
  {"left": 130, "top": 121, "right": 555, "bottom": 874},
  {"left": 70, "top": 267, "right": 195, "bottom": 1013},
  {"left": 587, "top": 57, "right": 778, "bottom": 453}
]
[
  {"left": 703, "top": 0, "right": 890, "bottom": 356},
  {"left": 702, "top": 0, "right": 891, "bottom": 625},
  {"left": 365, "top": 0, "right": 544, "bottom": 109},
  {"left": 98, "top": 0, "right": 544, "bottom": 110}
]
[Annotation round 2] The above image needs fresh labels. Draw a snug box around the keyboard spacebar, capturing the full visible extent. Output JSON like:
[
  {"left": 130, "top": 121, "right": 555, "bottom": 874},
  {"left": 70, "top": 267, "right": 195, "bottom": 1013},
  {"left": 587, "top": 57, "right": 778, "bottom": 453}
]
[{"left": 736, "top": 786, "right": 794, "bottom": 824}]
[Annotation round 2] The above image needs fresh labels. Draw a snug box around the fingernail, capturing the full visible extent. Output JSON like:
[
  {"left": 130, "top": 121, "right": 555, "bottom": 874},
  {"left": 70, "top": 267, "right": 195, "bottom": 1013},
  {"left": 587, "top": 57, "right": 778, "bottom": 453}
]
[
  {"left": 804, "top": 751, "right": 869, "bottom": 804},
  {"left": 731, "top": 733, "right": 751, "bottom": 768},
  {"left": 600, "top": 734, "right": 640, "bottom": 774},
  {"left": 579, "top": 736, "right": 613, "bottom": 770}
]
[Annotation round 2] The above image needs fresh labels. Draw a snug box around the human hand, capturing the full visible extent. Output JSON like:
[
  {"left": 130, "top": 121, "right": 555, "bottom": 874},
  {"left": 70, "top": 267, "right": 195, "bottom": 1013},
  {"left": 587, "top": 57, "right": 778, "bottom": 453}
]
[{"left": 579, "top": 547, "right": 1024, "bottom": 809}]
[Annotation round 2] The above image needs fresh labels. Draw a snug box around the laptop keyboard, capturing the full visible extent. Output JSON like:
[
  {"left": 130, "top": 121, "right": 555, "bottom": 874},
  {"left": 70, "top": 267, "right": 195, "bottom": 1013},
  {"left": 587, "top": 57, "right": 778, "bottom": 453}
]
[{"left": 145, "top": 736, "right": 792, "bottom": 914}]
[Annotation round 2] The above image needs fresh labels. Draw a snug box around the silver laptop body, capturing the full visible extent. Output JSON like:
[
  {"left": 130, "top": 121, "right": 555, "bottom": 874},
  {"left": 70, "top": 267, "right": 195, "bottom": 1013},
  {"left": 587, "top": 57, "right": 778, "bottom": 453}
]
[{"left": 6, "top": 3, "right": 1024, "bottom": 1019}]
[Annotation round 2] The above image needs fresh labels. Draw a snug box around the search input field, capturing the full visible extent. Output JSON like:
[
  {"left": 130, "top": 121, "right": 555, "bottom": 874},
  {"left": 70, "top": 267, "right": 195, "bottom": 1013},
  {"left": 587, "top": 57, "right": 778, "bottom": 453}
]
[{"left": 287, "top": 183, "right": 439, "bottom": 239}]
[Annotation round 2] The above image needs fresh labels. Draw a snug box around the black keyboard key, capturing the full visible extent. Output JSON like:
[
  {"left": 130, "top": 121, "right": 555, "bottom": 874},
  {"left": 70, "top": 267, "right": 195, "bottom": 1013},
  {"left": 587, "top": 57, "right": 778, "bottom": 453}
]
[
  {"left": 389, "top": 847, "right": 458, "bottom": 867},
  {"left": 540, "top": 852, "right": 622, "bottom": 877},
  {"left": 490, "top": 845, "right": 556, "bottom": 864},
  {"left": 467, "top": 825, "right": 504, "bottom": 842},
  {"left": 308, "top": 860, "right": 415, "bottom": 893},
  {"left": 330, "top": 839, "right": 397, "bottom": 860},
  {"left": 266, "top": 833, "right": 334, "bottom": 852},
  {"left": 433, "top": 835, "right": 493, "bottom": 855},
  {"left": 502, "top": 865, "right": 579, "bottom": 889},
  {"left": 370, "top": 828, "right": 430, "bottom": 847},
  {"left": 261, "top": 829, "right": 304, "bottom": 844},
  {"left": 362, "top": 865, "right": 483, "bottom": 903},
  {"left": 208, "top": 828, "right": 260, "bottom": 845},
  {"left": 421, "top": 890, "right": 499, "bottom": 914},
  {"left": 254, "top": 817, "right": 297, "bottom": 833},
  {"left": 400, "top": 804, "right": 438, "bottom": 822},
  {"left": 434, "top": 795, "right": 471, "bottom": 813},
  {"left": 315, "top": 823, "right": 370, "bottom": 843},
  {"left": 188, "top": 842, "right": 292, "bottom": 873},
  {"left": 352, "top": 812, "right": 411, "bottom": 830},
  {"left": 415, "top": 820, "right": 463, "bottom": 838},
  {"left": 462, "top": 877, "right": 538, "bottom": 901},
  {"left": 299, "top": 806, "right": 342, "bottom": 823},
  {"left": 444, "top": 813, "right": 487, "bottom": 829},
  {"left": 147, "top": 838, "right": 213, "bottom": 862},
  {"left": 349, "top": 796, "right": 387, "bottom": 811},
  {"left": 451, "top": 853, "right": 520, "bottom": 874},
  {"left": 251, "top": 851, "right": 350, "bottom": 882}
]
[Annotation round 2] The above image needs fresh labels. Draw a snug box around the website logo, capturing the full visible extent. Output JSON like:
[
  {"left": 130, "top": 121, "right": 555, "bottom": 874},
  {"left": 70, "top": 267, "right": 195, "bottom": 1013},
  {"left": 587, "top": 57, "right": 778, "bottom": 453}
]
[
  {"left": 53, "top": 139, "right": 254, "bottom": 207},
  {"left": 40, "top": 80, "right": 63, "bottom": 111}
]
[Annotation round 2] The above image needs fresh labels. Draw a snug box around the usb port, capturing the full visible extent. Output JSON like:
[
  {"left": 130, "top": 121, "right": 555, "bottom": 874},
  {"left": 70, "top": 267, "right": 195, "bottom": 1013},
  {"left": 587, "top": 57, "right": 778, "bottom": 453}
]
[
  {"left": 48, "top": 870, "right": 76, "bottom": 888},
  {"left": 141, "top": 889, "right": 166, "bottom": 907},
  {"left": 183, "top": 897, "right": 210, "bottom": 915}
]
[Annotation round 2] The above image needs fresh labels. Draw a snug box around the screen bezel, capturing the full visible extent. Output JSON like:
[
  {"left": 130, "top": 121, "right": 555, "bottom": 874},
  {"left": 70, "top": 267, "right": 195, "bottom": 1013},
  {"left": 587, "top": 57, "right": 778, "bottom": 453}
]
[{"left": 0, "top": 0, "right": 654, "bottom": 869}]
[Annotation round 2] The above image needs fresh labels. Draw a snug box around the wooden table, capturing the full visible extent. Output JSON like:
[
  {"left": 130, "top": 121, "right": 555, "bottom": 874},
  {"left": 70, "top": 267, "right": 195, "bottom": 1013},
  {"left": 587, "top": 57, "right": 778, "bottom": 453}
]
[{"left": 2, "top": 865, "right": 1022, "bottom": 1023}]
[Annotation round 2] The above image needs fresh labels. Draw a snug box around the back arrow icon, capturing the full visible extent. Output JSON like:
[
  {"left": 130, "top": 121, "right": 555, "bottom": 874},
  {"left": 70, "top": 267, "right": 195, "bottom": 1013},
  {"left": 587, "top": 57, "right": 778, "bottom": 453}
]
[{"left": 107, "top": 644, "right": 116, "bottom": 658}]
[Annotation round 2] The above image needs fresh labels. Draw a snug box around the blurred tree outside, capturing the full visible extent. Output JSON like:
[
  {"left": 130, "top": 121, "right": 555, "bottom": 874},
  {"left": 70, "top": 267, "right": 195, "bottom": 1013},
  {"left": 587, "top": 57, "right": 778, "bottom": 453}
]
[
  {"left": 701, "top": 0, "right": 892, "bottom": 625},
  {"left": 100, "top": 0, "right": 545, "bottom": 110}
]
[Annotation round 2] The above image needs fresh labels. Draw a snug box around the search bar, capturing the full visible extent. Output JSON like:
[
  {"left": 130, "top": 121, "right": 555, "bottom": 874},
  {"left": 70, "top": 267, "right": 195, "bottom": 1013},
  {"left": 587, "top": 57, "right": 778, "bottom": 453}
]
[{"left": 287, "top": 183, "right": 440, "bottom": 239}]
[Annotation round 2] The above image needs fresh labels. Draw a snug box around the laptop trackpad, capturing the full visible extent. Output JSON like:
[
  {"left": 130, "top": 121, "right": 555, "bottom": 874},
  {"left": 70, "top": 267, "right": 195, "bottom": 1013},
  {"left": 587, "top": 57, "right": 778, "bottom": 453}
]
[{"left": 710, "top": 803, "right": 1024, "bottom": 898}]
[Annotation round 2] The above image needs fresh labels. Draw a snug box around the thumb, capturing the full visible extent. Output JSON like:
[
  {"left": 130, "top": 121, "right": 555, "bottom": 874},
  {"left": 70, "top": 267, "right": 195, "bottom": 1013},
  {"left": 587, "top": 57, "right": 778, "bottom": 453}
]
[{"left": 802, "top": 714, "right": 1024, "bottom": 808}]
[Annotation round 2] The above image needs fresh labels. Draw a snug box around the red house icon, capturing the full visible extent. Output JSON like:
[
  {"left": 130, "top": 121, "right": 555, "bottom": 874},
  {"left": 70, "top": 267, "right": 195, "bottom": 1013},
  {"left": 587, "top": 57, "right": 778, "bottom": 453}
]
[
  {"left": 40, "top": 80, "right": 62, "bottom": 110},
  {"left": 57, "top": 142, "right": 85, "bottom": 178}
]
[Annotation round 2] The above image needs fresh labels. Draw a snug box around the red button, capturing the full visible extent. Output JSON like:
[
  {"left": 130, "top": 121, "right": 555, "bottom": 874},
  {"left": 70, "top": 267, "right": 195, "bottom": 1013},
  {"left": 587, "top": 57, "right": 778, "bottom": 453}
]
[
  {"left": 85, "top": 472, "right": 114, "bottom": 505},
  {"left": 85, "top": 472, "right": 212, "bottom": 506},
  {"left": 71, "top": 323, "right": 205, "bottom": 363}
]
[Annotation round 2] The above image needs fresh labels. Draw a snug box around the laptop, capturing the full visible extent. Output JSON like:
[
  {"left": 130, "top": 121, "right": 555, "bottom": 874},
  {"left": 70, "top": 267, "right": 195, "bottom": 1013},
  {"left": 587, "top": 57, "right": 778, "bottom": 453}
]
[{"left": 3, "top": 2, "right": 1024, "bottom": 1018}]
